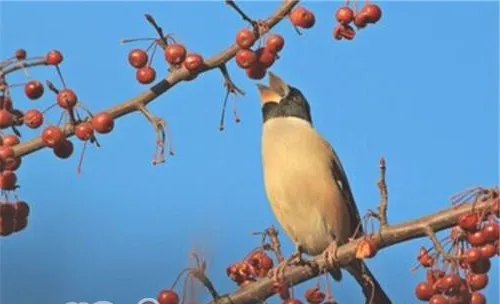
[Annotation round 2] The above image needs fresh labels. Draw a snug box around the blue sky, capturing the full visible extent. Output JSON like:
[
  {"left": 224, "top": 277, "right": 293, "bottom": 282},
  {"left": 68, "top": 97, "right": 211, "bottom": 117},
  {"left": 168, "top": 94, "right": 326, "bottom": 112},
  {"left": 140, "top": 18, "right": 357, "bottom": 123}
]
[{"left": 0, "top": 1, "right": 498, "bottom": 304}]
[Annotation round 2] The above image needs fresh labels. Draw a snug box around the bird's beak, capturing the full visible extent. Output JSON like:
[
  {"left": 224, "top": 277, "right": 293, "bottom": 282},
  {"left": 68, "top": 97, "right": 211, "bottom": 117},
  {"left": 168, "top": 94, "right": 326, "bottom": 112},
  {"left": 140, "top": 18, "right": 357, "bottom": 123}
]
[
  {"left": 268, "top": 71, "right": 290, "bottom": 98},
  {"left": 257, "top": 71, "right": 290, "bottom": 106},
  {"left": 257, "top": 83, "right": 282, "bottom": 106}
]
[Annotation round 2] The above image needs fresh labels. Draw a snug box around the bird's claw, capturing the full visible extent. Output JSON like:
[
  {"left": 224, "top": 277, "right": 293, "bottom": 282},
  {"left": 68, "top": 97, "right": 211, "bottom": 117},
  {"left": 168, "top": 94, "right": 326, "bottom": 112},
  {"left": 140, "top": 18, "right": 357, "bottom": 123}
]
[
  {"left": 322, "top": 241, "right": 340, "bottom": 270},
  {"left": 268, "top": 247, "right": 318, "bottom": 282}
]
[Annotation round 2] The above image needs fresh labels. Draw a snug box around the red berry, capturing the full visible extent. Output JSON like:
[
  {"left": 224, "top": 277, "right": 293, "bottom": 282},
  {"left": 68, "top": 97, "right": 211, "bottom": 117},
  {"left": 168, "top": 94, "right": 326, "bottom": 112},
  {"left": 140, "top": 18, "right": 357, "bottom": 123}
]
[
  {"left": 428, "top": 294, "right": 448, "bottom": 304},
  {"left": 0, "top": 146, "right": 21, "bottom": 171},
  {"left": 23, "top": 109, "right": 44, "bottom": 129},
  {"left": 41, "top": 125, "right": 65, "bottom": 148},
  {"left": 15, "top": 49, "right": 27, "bottom": 60},
  {"left": 136, "top": 66, "right": 156, "bottom": 84},
  {"left": 45, "top": 49, "right": 63, "bottom": 65},
  {"left": 128, "top": 49, "right": 148, "bottom": 69},
  {"left": 164, "top": 44, "right": 187, "bottom": 65},
  {"left": 246, "top": 63, "right": 266, "bottom": 80},
  {"left": 13, "top": 201, "right": 29, "bottom": 218},
  {"left": 183, "top": 53, "right": 204, "bottom": 73},
  {"left": 458, "top": 212, "right": 480, "bottom": 232},
  {"left": 479, "top": 243, "right": 496, "bottom": 258},
  {"left": 353, "top": 13, "right": 370, "bottom": 29},
  {"left": 340, "top": 24, "right": 356, "bottom": 40},
  {"left": 304, "top": 287, "right": 325, "bottom": 304},
  {"left": 75, "top": 122, "right": 94, "bottom": 141},
  {"left": 2, "top": 135, "right": 19, "bottom": 147},
  {"left": 415, "top": 281, "right": 434, "bottom": 301},
  {"left": 336, "top": 6, "right": 355, "bottom": 25},
  {"left": 256, "top": 47, "right": 276, "bottom": 68},
  {"left": 470, "top": 292, "right": 486, "bottom": 304},
  {"left": 0, "top": 170, "right": 17, "bottom": 190},
  {"left": 57, "top": 89, "right": 78, "bottom": 109},
  {"left": 0, "top": 203, "right": 15, "bottom": 219},
  {"left": 235, "top": 28, "right": 257, "bottom": 49},
  {"left": 157, "top": 289, "right": 179, "bottom": 304},
  {"left": 24, "top": 80, "right": 44, "bottom": 100},
  {"left": 466, "top": 273, "right": 488, "bottom": 291},
  {"left": 442, "top": 273, "right": 462, "bottom": 293},
  {"left": 91, "top": 112, "right": 114, "bottom": 134},
  {"left": 235, "top": 49, "right": 257, "bottom": 69},
  {"left": 418, "top": 247, "right": 434, "bottom": 267},
  {"left": 289, "top": 7, "right": 316, "bottom": 29},
  {"left": 469, "top": 258, "right": 491, "bottom": 274},
  {"left": 333, "top": 25, "right": 344, "bottom": 40},
  {"left": 283, "top": 299, "right": 303, "bottom": 304},
  {"left": 13, "top": 217, "right": 27, "bottom": 232},
  {"left": 53, "top": 139, "right": 74, "bottom": 159},
  {"left": 463, "top": 247, "right": 482, "bottom": 263},
  {"left": 361, "top": 3, "right": 382, "bottom": 24},
  {"left": 482, "top": 222, "right": 499, "bottom": 242},
  {"left": 0, "top": 218, "right": 14, "bottom": 236},
  {"left": 467, "top": 230, "right": 487, "bottom": 247},
  {"left": 247, "top": 251, "right": 274, "bottom": 277},
  {"left": 265, "top": 34, "right": 285, "bottom": 53},
  {"left": 0, "top": 109, "right": 13, "bottom": 129}
]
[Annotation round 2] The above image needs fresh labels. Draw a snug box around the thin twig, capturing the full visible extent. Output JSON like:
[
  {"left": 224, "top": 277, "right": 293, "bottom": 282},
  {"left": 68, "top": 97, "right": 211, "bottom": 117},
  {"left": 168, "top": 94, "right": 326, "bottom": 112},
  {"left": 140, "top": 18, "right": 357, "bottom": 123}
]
[{"left": 377, "top": 157, "right": 388, "bottom": 227}]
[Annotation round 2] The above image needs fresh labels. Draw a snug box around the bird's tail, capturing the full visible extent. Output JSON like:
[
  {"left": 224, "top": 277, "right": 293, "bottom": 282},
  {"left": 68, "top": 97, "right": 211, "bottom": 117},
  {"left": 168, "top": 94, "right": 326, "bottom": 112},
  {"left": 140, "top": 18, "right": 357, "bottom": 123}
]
[{"left": 345, "top": 260, "right": 392, "bottom": 304}]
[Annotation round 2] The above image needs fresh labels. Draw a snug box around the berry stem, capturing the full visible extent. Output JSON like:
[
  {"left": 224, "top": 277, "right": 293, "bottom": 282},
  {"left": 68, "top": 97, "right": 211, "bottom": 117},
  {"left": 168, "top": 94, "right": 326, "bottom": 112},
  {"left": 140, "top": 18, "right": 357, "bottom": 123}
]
[
  {"left": 171, "top": 268, "right": 193, "bottom": 290},
  {"left": 55, "top": 65, "right": 67, "bottom": 89},
  {"left": 120, "top": 37, "right": 156, "bottom": 44},
  {"left": 144, "top": 14, "right": 169, "bottom": 48},
  {"left": 76, "top": 140, "right": 88, "bottom": 175}
]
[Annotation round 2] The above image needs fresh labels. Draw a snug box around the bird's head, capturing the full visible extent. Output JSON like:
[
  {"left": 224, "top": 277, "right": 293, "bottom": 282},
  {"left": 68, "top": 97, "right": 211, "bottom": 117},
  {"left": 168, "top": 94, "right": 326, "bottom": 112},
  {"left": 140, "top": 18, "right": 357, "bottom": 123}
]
[{"left": 257, "top": 71, "right": 312, "bottom": 124}]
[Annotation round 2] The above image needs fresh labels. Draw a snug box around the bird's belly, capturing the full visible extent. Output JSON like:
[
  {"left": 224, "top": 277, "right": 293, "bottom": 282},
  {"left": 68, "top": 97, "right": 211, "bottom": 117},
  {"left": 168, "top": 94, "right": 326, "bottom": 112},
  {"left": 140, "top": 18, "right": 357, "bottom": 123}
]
[{"left": 261, "top": 123, "right": 349, "bottom": 256}]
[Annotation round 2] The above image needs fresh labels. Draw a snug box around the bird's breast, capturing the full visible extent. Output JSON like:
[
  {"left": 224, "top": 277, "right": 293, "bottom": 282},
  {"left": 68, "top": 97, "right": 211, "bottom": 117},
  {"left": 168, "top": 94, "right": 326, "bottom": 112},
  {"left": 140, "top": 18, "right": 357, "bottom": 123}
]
[{"left": 261, "top": 117, "right": 351, "bottom": 255}]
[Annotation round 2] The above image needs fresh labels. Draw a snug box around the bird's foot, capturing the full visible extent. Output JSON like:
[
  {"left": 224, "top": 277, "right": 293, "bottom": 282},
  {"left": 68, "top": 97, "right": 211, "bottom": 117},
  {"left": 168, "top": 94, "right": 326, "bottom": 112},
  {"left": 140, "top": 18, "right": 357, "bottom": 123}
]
[
  {"left": 268, "top": 245, "right": 318, "bottom": 282},
  {"left": 322, "top": 241, "right": 341, "bottom": 271}
]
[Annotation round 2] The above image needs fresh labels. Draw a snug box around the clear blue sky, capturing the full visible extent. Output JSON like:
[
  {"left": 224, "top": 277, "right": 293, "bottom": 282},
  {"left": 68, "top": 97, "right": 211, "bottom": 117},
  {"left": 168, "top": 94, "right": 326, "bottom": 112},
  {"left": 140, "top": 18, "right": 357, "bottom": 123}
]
[{"left": 1, "top": 1, "right": 498, "bottom": 304}]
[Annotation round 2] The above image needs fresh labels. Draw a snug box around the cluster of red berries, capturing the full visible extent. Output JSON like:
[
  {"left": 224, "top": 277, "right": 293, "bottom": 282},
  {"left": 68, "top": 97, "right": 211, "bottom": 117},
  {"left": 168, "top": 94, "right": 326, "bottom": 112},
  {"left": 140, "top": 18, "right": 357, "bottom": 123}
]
[
  {"left": 333, "top": 2, "right": 382, "bottom": 40},
  {"left": 414, "top": 198, "right": 499, "bottom": 304},
  {"left": 225, "top": 247, "right": 340, "bottom": 304},
  {"left": 1, "top": 47, "right": 117, "bottom": 184},
  {"left": 226, "top": 249, "right": 275, "bottom": 286},
  {"left": 234, "top": 29, "right": 285, "bottom": 80},
  {"left": 0, "top": 133, "right": 22, "bottom": 193},
  {"left": 0, "top": 200, "right": 29, "bottom": 236},
  {"left": 128, "top": 41, "right": 205, "bottom": 85},
  {"left": 40, "top": 111, "right": 113, "bottom": 159}
]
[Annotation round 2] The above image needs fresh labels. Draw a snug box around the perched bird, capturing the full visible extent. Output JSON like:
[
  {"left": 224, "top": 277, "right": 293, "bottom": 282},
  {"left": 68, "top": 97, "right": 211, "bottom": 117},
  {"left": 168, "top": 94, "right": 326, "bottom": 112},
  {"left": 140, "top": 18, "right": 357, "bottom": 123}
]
[{"left": 257, "top": 72, "right": 391, "bottom": 304}]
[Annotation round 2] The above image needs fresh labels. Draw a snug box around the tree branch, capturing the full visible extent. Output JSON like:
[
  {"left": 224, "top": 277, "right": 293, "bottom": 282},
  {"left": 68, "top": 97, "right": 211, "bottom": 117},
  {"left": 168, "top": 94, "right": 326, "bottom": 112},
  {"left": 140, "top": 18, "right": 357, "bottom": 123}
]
[
  {"left": 10, "top": 0, "right": 300, "bottom": 159},
  {"left": 208, "top": 187, "right": 499, "bottom": 304}
]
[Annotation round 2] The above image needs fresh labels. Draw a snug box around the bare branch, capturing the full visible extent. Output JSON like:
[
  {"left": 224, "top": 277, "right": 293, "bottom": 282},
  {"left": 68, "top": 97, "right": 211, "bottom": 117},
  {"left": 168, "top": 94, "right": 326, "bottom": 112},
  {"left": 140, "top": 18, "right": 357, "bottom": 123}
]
[{"left": 0, "top": 58, "right": 47, "bottom": 78}]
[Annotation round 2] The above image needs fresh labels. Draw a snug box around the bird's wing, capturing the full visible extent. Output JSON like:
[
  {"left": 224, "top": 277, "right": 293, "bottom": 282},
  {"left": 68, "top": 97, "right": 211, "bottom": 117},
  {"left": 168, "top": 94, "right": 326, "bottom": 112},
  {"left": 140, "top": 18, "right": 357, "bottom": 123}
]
[{"left": 324, "top": 139, "right": 364, "bottom": 238}]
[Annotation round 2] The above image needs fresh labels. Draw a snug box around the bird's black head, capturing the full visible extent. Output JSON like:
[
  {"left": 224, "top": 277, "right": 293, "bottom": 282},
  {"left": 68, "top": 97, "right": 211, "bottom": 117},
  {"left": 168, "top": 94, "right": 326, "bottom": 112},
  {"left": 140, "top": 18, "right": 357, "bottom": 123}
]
[{"left": 257, "top": 72, "right": 313, "bottom": 125}]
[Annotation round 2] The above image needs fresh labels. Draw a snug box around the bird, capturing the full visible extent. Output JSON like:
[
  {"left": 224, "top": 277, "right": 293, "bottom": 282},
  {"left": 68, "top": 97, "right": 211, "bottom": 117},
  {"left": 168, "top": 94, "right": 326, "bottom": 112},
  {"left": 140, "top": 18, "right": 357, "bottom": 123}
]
[{"left": 256, "top": 71, "right": 391, "bottom": 304}]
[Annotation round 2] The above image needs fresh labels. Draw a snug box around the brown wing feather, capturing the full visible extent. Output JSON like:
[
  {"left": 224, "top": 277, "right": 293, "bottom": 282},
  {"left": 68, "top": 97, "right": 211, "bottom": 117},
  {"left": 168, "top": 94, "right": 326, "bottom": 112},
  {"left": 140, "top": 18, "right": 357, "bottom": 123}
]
[{"left": 323, "top": 139, "right": 364, "bottom": 238}]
